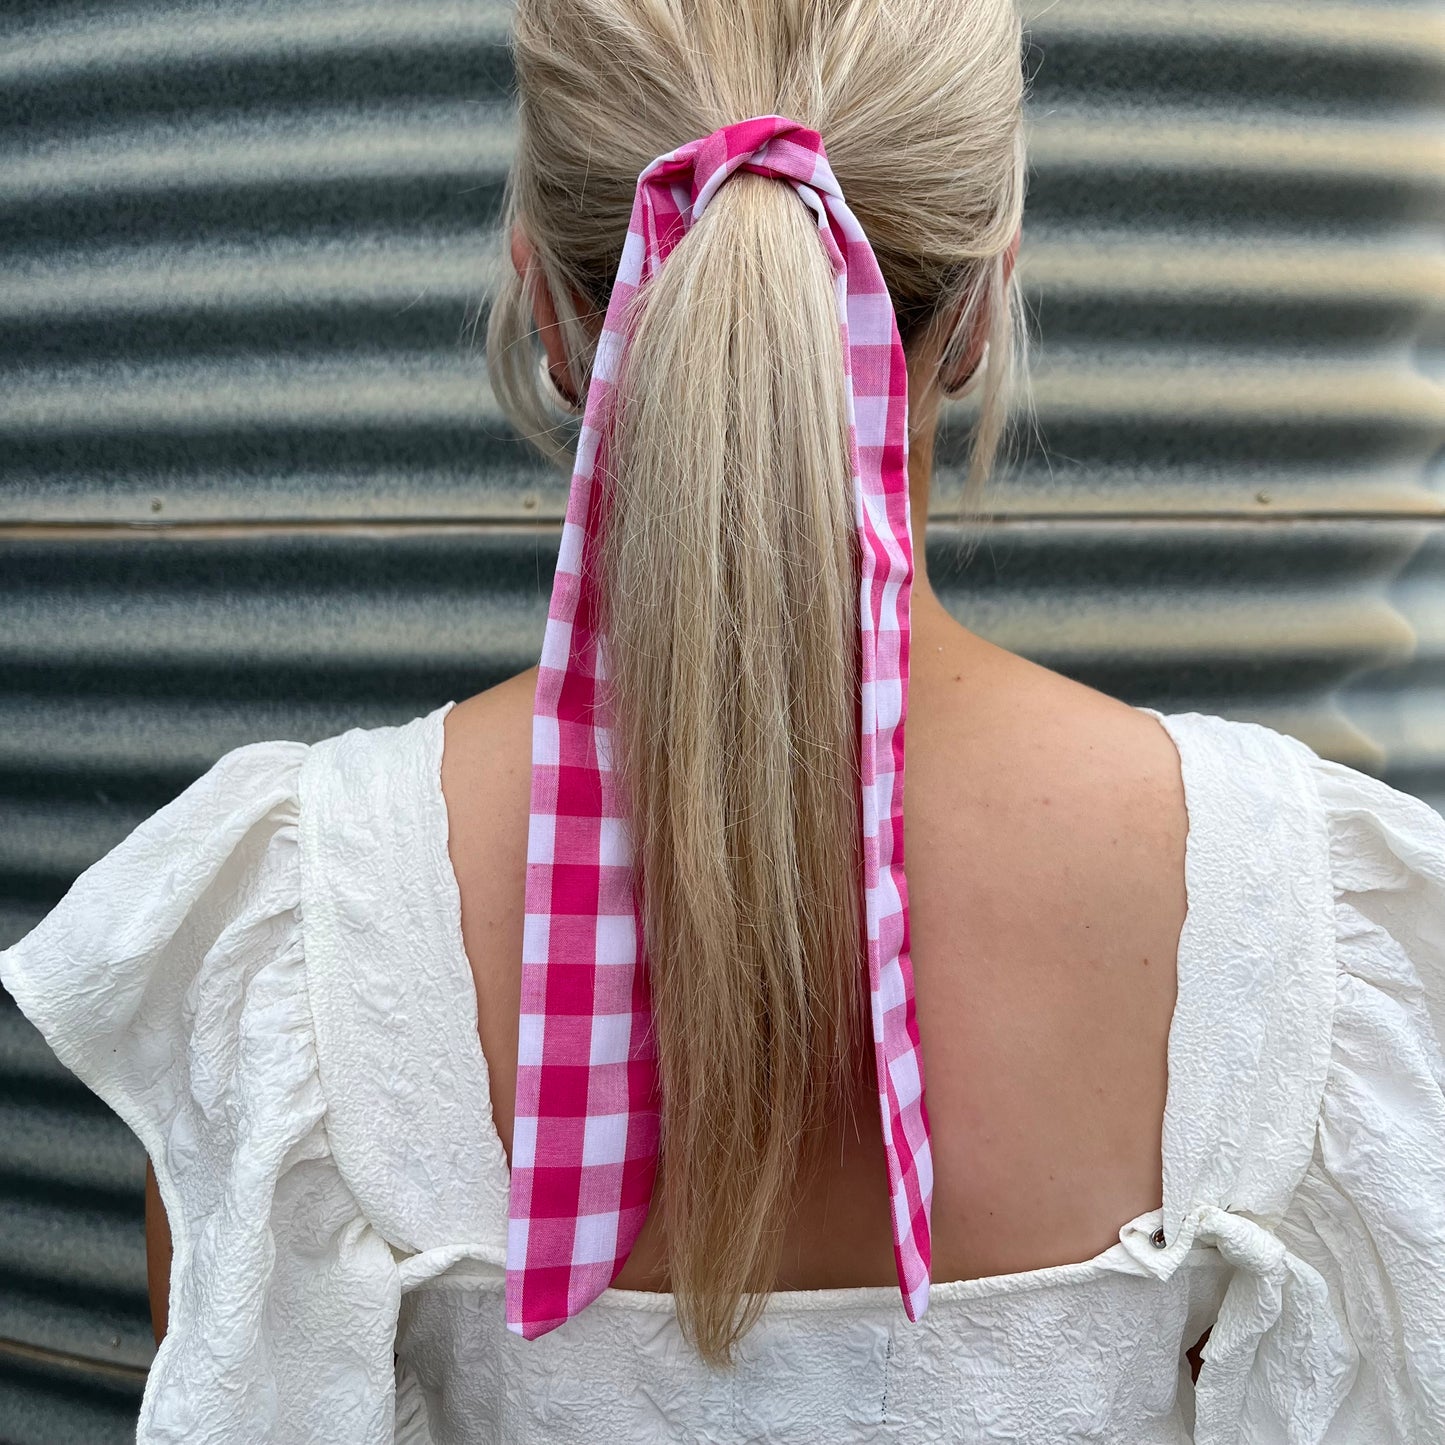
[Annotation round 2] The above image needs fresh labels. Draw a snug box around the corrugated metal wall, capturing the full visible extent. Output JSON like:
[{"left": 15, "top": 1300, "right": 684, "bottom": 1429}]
[{"left": 1, "top": 1, "right": 1441, "bottom": 1438}]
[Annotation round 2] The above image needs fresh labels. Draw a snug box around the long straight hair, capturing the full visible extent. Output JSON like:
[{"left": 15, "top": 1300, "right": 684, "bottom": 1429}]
[{"left": 488, "top": 0, "right": 1027, "bottom": 1369}]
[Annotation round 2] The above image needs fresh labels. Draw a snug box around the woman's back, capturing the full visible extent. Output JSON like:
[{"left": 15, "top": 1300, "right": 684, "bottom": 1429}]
[
  {"left": 442, "top": 619, "right": 1188, "bottom": 1296},
  {"left": 5, "top": 678, "right": 1443, "bottom": 1441}
]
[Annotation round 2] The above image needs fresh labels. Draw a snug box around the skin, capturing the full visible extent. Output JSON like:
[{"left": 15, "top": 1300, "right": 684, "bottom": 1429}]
[
  {"left": 148, "top": 221, "right": 1211, "bottom": 1378},
  {"left": 145, "top": 1160, "right": 168, "bottom": 1343}
]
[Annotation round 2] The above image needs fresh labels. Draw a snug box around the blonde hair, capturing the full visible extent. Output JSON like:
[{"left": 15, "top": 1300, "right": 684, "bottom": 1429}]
[{"left": 488, "top": 0, "right": 1026, "bottom": 1369}]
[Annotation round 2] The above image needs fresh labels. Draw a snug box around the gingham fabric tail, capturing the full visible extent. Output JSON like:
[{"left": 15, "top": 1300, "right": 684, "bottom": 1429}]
[{"left": 508, "top": 115, "right": 932, "bottom": 1339}]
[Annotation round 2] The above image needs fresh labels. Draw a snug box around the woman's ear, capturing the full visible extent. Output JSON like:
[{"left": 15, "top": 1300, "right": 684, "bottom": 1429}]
[
  {"left": 510, "top": 222, "right": 581, "bottom": 399},
  {"left": 941, "top": 224, "right": 1023, "bottom": 393},
  {"left": 1004, "top": 224, "right": 1022, "bottom": 279}
]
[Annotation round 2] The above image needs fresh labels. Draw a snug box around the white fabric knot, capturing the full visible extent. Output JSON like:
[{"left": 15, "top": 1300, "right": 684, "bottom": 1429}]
[{"left": 1182, "top": 1204, "right": 1357, "bottom": 1444}]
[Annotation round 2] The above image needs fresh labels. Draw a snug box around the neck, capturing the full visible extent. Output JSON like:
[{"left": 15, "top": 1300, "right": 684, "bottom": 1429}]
[{"left": 906, "top": 402, "right": 950, "bottom": 632}]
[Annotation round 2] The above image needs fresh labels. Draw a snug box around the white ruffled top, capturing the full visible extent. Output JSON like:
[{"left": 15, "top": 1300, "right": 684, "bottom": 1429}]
[{"left": 2, "top": 702, "right": 1443, "bottom": 1445}]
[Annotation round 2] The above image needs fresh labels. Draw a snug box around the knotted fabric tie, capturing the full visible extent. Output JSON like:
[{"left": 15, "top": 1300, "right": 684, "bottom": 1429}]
[{"left": 508, "top": 114, "right": 932, "bottom": 1339}]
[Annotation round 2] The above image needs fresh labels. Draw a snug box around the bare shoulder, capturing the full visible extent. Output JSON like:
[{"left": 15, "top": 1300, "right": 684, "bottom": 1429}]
[
  {"left": 911, "top": 628, "right": 1185, "bottom": 824},
  {"left": 975, "top": 641, "right": 1190, "bottom": 968},
  {"left": 438, "top": 663, "right": 538, "bottom": 911},
  {"left": 438, "top": 667, "right": 536, "bottom": 930},
  {"left": 442, "top": 666, "right": 539, "bottom": 775},
  {"left": 437, "top": 667, "right": 539, "bottom": 1163},
  {"left": 915, "top": 630, "right": 1189, "bottom": 980},
  {"left": 1022, "top": 653, "right": 1188, "bottom": 877},
  {"left": 904, "top": 631, "right": 1190, "bottom": 1275}
]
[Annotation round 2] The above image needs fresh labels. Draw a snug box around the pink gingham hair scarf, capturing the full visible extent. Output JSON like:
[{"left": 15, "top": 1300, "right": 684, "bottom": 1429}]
[{"left": 509, "top": 114, "right": 932, "bottom": 1339}]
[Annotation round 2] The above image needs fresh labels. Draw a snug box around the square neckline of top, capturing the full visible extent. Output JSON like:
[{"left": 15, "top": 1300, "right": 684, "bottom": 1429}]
[{"left": 412, "top": 698, "right": 1244, "bottom": 1310}]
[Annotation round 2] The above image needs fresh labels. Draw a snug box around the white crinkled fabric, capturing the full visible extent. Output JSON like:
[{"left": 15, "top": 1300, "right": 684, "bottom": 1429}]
[
  {"left": 0, "top": 742, "right": 402, "bottom": 1444},
  {"left": 1, "top": 702, "right": 1442, "bottom": 1444}
]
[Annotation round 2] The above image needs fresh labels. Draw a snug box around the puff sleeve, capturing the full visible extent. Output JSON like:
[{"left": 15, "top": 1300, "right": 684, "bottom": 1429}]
[
  {"left": 0, "top": 742, "right": 403, "bottom": 1444},
  {"left": 1273, "top": 751, "right": 1445, "bottom": 1440}
]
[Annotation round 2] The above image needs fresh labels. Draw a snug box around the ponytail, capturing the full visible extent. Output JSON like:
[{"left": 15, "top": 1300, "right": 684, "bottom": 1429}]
[
  {"left": 489, "top": 0, "right": 1026, "bottom": 1370},
  {"left": 596, "top": 171, "right": 869, "bottom": 1361}
]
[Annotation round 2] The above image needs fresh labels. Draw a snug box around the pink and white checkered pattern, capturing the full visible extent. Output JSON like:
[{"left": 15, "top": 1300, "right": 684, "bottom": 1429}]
[{"left": 508, "top": 115, "right": 932, "bottom": 1339}]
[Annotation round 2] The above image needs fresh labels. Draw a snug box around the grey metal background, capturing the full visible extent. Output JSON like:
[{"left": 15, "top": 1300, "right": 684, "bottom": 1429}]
[{"left": 1, "top": 1, "right": 1442, "bottom": 1438}]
